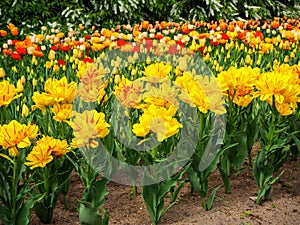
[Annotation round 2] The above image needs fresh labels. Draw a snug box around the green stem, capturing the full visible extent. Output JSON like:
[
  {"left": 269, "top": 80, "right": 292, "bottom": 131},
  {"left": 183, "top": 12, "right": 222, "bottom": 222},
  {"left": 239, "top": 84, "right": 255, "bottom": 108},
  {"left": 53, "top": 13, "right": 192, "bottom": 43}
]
[
  {"left": 132, "top": 181, "right": 138, "bottom": 198},
  {"left": 43, "top": 165, "right": 55, "bottom": 223},
  {"left": 0, "top": 107, "right": 3, "bottom": 125},
  {"left": 199, "top": 113, "right": 204, "bottom": 142},
  {"left": 11, "top": 159, "right": 18, "bottom": 225},
  {"left": 60, "top": 121, "right": 66, "bottom": 139},
  {"left": 201, "top": 197, "right": 207, "bottom": 210}
]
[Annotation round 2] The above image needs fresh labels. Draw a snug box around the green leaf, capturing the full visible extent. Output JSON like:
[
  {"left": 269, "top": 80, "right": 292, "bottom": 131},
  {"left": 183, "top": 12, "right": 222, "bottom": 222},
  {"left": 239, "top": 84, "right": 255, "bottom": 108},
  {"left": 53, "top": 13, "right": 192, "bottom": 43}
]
[
  {"left": 291, "top": 134, "right": 300, "bottom": 154},
  {"left": 207, "top": 184, "right": 222, "bottom": 210},
  {"left": 0, "top": 205, "right": 11, "bottom": 224},
  {"left": 16, "top": 194, "right": 44, "bottom": 225},
  {"left": 142, "top": 183, "right": 158, "bottom": 223},
  {"left": 79, "top": 202, "right": 109, "bottom": 225}
]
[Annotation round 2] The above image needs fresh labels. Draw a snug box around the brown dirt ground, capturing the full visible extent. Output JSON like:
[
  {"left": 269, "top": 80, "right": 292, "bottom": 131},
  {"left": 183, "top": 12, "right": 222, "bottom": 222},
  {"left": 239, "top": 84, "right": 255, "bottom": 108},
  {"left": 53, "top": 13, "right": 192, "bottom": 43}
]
[{"left": 27, "top": 154, "right": 300, "bottom": 225}]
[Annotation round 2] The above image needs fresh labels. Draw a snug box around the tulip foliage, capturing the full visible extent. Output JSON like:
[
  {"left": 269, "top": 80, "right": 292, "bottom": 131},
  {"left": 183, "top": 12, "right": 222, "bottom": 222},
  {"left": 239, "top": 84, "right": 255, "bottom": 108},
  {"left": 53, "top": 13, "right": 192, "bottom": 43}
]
[{"left": 0, "top": 17, "right": 299, "bottom": 225}]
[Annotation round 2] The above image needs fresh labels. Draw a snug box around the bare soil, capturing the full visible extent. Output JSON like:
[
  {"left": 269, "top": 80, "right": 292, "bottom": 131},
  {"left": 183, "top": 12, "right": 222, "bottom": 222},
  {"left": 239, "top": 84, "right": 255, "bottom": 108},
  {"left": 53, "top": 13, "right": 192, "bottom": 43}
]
[{"left": 28, "top": 155, "right": 300, "bottom": 225}]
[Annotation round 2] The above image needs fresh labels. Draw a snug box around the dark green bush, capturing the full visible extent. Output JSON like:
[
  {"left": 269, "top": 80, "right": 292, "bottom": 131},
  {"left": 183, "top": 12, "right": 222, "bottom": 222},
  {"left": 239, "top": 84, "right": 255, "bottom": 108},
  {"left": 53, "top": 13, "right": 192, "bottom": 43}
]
[{"left": 0, "top": 0, "right": 299, "bottom": 32}]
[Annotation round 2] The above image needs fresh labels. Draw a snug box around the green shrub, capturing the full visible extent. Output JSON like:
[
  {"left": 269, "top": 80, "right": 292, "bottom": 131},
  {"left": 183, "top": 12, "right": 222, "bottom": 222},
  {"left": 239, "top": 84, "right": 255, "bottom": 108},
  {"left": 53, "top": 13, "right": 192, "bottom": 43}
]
[{"left": 0, "top": 0, "right": 299, "bottom": 32}]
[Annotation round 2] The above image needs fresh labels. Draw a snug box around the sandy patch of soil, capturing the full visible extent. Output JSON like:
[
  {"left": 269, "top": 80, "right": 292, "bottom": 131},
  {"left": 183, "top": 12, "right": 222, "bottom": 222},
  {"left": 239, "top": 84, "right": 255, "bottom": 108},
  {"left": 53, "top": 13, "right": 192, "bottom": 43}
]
[{"left": 27, "top": 156, "right": 300, "bottom": 225}]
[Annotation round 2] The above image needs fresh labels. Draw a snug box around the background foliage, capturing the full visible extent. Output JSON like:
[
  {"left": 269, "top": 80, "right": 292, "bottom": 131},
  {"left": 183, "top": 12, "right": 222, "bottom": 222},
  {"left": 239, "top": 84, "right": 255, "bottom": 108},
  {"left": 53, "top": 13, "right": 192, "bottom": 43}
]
[{"left": 0, "top": 0, "right": 299, "bottom": 32}]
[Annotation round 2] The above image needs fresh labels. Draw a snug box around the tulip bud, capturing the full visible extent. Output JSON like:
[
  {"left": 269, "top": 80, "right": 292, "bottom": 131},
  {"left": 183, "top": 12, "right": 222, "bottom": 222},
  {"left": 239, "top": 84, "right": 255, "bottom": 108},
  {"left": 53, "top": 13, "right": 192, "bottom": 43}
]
[
  {"left": 114, "top": 74, "right": 121, "bottom": 84},
  {"left": 226, "top": 51, "right": 231, "bottom": 59},
  {"left": 245, "top": 55, "right": 251, "bottom": 65},
  {"left": 8, "top": 147, "right": 18, "bottom": 157},
  {"left": 12, "top": 66, "right": 18, "bottom": 73},
  {"left": 204, "top": 53, "right": 210, "bottom": 62},
  {"left": 0, "top": 68, "right": 5, "bottom": 78},
  {"left": 32, "top": 78, "right": 37, "bottom": 87},
  {"left": 131, "top": 68, "right": 137, "bottom": 76},
  {"left": 48, "top": 50, "right": 56, "bottom": 61},
  {"left": 22, "top": 104, "right": 29, "bottom": 117},
  {"left": 207, "top": 46, "right": 212, "bottom": 52},
  {"left": 46, "top": 61, "right": 52, "bottom": 69},
  {"left": 53, "top": 64, "right": 60, "bottom": 72},
  {"left": 146, "top": 56, "right": 151, "bottom": 64},
  {"left": 284, "top": 55, "right": 289, "bottom": 63},
  {"left": 290, "top": 51, "right": 295, "bottom": 58},
  {"left": 17, "top": 79, "right": 24, "bottom": 92},
  {"left": 21, "top": 75, "right": 26, "bottom": 84}
]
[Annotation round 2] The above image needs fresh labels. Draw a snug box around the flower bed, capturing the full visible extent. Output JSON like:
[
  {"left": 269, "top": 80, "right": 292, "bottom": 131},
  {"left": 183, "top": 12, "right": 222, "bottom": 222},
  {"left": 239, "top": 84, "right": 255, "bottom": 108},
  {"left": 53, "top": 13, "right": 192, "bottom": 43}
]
[{"left": 0, "top": 18, "right": 299, "bottom": 225}]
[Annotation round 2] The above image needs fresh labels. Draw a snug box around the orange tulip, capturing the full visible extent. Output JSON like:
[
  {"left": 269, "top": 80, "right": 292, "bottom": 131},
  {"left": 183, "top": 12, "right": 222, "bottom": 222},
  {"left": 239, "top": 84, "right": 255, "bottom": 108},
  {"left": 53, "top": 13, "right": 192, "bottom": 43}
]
[
  {"left": 141, "top": 21, "right": 150, "bottom": 29},
  {"left": 11, "top": 27, "right": 18, "bottom": 36},
  {"left": 0, "top": 30, "right": 7, "bottom": 37}
]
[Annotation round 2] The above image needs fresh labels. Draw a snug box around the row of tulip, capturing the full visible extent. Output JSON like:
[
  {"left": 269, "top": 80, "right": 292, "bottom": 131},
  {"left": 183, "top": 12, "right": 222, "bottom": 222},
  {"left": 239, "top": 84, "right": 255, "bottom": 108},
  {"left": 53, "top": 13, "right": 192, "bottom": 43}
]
[{"left": 0, "top": 18, "right": 299, "bottom": 225}]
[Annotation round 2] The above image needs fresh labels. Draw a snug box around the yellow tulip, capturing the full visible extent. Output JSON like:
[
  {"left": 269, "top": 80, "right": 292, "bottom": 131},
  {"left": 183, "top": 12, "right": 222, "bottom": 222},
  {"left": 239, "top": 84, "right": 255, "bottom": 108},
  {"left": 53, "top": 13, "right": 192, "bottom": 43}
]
[
  {"left": 0, "top": 68, "right": 5, "bottom": 78},
  {"left": 0, "top": 120, "right": 38, "bottom": 157},
  {"left": 0, "top": 80, "right": 22, "bottom": 106},
  {"left": 48, "top": 50, "right": 56, "bottom": 61},
  {"left": 22, "top": 104, "right": 29, "bottom": 117}
]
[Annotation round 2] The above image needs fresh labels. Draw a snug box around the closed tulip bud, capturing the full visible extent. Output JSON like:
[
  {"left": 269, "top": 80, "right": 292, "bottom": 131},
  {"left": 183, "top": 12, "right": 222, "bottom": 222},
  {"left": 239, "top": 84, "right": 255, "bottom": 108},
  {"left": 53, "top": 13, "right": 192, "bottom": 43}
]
[
  {"left": 225, "top": 43, "right": 230, "bottom": 50},
  {"left": 207, "top": 46, "right": 212, "bottom": 52},
  {"left": 256, "top": 59, "right": 261, "bottom": 66},
  {"left": 146, "top": 56, "right": 151, "bottom": 64},
  {"left": 284, "top": 55, "right": 289, "bottom": 63},
  {"left": 245, "top": 55, "right": 251, "bottom": 65},
  {"left": 112, "top": 67, "right": 118, "bottom": 75},
  {"left": 32, "top": 78, "right": 37, "bottom": 87},
  {"left": 12, "top": 66, "right": 18, "bottom": 73},
  {"left": 226, "top": 51, "right": 231, "bottom": 58},
  {"left": 204, "top": 53, "right": 210, "bottom": 61},
  {"left": 22, "top": 104, "right": 29, "bottom": 117},
  {"left": 114, "top": 74, "right": 121, "bottom": 84},
  {"left": 131, "top": 68, "right": 137, "bottom": 76},
  {"left": 9, "top": 147, "right": 18, "bottom": 157},
  {"left": 17, "top": 79, "right": 24, "bottom": 92},
  {"left": 21, "top": 75, "right": 26, "bottom": 84},
  {"left": 48, "top": 50, "right": 55, "bottom": 60},
  {"left": 32, "top": 56, "right": 38, "bottom": 65},
  {"left": 0, "top": 68, "right": 5, "bottom": 78},
  {"left": 290, "top": 51, "right": 295, "bottom": 58},
  {"left": 240, "top": 43, "right": 244, "bottom": 51},
  {"left": 46, "top": 61, "right": 52, "bottom": 69},
  {"left": 62, "top": 65, "right": 66, "bottom": 71},
  {"left": 53, "top": 64, "right": 60, "bottom": 72}
]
